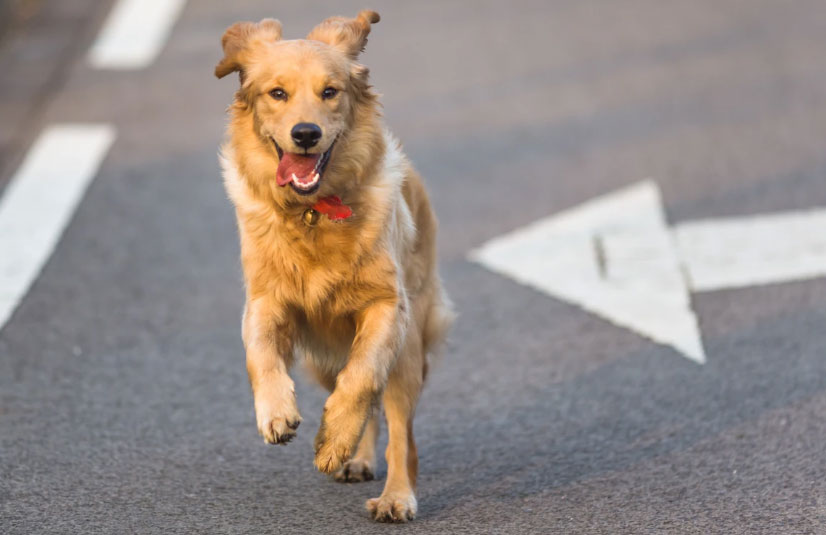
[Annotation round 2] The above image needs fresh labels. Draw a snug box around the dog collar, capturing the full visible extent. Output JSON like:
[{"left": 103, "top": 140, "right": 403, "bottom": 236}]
[{"left": 302, "top": 195, "right": 353, "bottom": 226}]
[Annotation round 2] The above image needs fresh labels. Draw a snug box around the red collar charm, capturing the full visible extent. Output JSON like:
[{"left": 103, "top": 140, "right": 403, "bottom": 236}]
[
  {"left": 303, "top": 195, "right": 353, "bottom": 225},
  {"left": 312, "top": 195, "right": 353, "bottom": 221}
]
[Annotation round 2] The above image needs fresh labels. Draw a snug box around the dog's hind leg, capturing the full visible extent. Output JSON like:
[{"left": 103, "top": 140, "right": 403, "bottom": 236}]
[
  {"left": 333, "top": 407, "right": 380, "bottom": 482},
  {"left": 366, "top": 334, "right": 423, "bottom": 522}
]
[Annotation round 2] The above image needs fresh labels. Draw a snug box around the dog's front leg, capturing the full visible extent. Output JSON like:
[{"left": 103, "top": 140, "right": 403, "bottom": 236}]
[
  {"left": 243, "top": 298, "right": 302, "bottom": 445},
  {"left": 314, "top": 298, "right": 405, "bottom": 473}
]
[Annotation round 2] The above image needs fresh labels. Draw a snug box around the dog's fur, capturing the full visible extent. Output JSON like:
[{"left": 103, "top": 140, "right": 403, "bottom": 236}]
[{"left": 215, "top": 10, "right": 453, "bottom": 522}]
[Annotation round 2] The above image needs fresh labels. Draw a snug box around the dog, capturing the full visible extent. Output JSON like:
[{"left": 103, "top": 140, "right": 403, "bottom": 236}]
[{"left": 214, "top": 10, "right": 453, "bottom": 522}]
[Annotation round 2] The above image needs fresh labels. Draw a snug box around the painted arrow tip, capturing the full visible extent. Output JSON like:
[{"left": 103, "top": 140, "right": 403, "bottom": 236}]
[{"left": 469, "top": 180, "right": 707, "bottom": 364}]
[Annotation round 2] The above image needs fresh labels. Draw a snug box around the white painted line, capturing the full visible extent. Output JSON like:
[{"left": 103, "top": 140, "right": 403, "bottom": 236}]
[
  {"left": 470, "top": 181, "right": 705, "bottom": 363},
  {"left": 88, "top": 0, "right": 187, "bottom": 69},
  {"left": 0, "top": 124, "right": 116, "bottom": 331},
  {"left": 470, "top": 179, "right": 826, "bottom": 364},
  {"left": 674, "top": 210, "right": 826, "bottom": 292}
]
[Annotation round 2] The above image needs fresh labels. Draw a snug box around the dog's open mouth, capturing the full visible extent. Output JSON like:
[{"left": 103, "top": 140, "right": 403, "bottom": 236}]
[{"left": 273, "top": 140, "right": 334, "bottom": 196}]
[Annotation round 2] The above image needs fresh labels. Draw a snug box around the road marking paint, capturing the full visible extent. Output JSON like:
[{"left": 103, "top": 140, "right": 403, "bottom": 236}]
[
  {"left": 674, "top": 210, "right": 826, "bottom": 292},
  {"left": 470, "top": 180, "right": 826, "bottom": 364},
  {"left": 469, "top": 181, "right": 704, "bottom": 363},
  {"left": 0, "top": 124, "right": 116, "bottom": 331},
  {"left": 88, "top": 0, "right": 187, "bottom": 69}
]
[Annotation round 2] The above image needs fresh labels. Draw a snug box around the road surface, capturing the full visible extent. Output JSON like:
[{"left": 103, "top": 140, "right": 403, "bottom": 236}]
[{"left": 2, "top": 1, "right": 826, "bottom": 533}]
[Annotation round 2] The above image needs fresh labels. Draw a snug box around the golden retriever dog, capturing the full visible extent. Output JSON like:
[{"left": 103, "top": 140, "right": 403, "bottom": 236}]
[{"left": 214, "top": 10, "right": 453, "bottom": 522}]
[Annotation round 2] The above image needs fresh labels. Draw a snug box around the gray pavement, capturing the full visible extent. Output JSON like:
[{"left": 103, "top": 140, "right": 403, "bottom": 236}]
[{"left": 2, "top": 1, "right": 826, "bottom": 533}]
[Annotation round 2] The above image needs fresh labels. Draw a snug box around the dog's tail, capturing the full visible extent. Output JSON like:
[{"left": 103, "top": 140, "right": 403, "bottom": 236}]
[{"left": 421, "top": 282, "right": 456, "bottom": 380}]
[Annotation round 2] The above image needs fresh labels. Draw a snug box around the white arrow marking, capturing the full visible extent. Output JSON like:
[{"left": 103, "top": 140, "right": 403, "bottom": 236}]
[
  {"left": 675, "top": 210, "right": 826, "bottom": 292},
  {"left": 469, "top": 181, "right": 704, "bottom": 363},
  {"left": 0, "top": 124, "right": 116, "bottom": 332},
  {"left": 88, "top": 0, "right": 187, "bottom": 69},
  {"left": 469, "top": 180, "right": 826, "bottom": 364}
]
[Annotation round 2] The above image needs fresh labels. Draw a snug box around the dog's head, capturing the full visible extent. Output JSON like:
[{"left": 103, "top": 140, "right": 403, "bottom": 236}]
[{"left": 216, "top": 10, "right": 380, "bottom": 198}]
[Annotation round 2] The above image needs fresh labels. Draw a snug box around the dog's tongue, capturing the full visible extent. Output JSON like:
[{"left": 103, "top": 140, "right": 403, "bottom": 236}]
[{"left": 276, "top": 153, "right": 321, "bottom": 186}]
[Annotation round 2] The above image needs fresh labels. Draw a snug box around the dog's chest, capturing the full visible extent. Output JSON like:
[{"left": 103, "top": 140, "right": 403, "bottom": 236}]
[{"left": 260, "top": 226, "right": 390, "bottom": 314}]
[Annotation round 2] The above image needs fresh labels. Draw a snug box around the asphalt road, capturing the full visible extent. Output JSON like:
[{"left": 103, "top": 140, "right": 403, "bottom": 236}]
[{"left": 3, "top": 1, "right": 826, "bottom": 533}]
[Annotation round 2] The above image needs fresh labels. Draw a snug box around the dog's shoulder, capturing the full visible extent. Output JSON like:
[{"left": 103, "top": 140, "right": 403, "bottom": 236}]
[{"left": 365, "top": 130, "right": 416, "bottom": 246}]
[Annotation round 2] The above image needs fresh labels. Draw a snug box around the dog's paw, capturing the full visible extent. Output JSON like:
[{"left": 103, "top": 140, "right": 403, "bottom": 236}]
[
  {"left": 258, "top": 414, "right": 301, "bottom": 445},
  {"left": 255, "top": 395, "right": 302, "bottom": 445},
  {"left": 313, "top": 429, "right": 352, "bottom": 473},
  {"left": 333, "top": 459, "right": 375, "bottom": 483},
  {"left": 313, "top": 391, "right": 371, "bottom": 473},
  {"left": 366, "top": 492, "right": 417, "bottom": 523}
]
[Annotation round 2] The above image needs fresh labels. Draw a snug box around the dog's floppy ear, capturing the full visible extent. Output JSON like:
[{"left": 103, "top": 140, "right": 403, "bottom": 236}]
[
  {"left": 306, "top": 10, "right": 380, "bottom": 59},
  {"left": 214, "top": 18, "right": 282, "bottom": 80}
]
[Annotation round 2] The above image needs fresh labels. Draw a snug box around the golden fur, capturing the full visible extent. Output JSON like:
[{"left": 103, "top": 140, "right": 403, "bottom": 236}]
[{"left": 215, "top": 10, "right": 453, "bottom": 522}]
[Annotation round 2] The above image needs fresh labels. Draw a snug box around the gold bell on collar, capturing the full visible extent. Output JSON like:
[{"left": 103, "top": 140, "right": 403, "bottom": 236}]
[{"left": 302, "top": 208, "right": 320, "bottom": 226}]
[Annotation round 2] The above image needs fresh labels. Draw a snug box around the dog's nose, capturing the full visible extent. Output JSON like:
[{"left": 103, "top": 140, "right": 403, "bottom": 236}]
[{"left": 291, "top": 123, "right": 322, "bottom": 149}]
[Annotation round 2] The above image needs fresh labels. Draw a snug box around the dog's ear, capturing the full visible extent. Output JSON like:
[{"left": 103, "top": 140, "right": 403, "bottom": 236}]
[
  {"left": 306, "top": 10, "right": 379, "bottom": 59},
  {"left": 214, "top": 18, "right": 282, "bottom": 80}
]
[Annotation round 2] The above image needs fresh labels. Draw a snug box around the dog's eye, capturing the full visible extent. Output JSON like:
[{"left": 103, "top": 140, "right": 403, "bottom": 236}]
[
  {"left": 321, "top": 87, "right": 338, "bottom": 100},
  {"left": 269, "top": 88, "right": 287, "bottom": 101}
]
